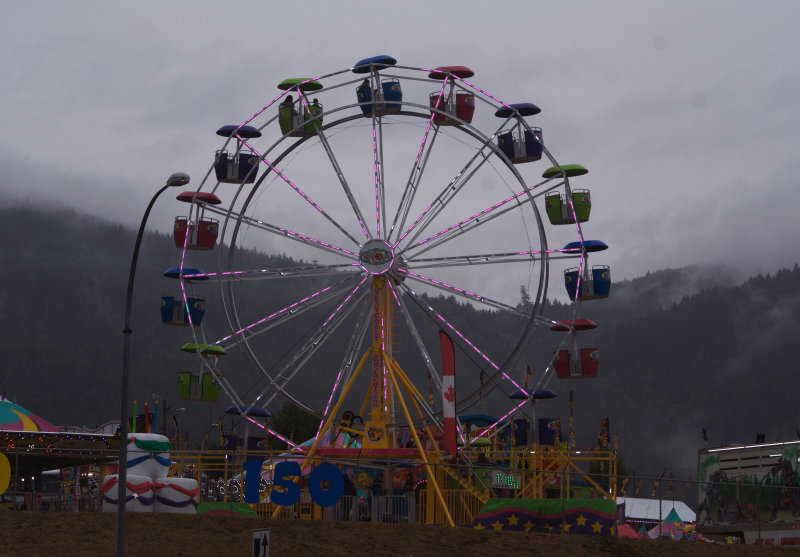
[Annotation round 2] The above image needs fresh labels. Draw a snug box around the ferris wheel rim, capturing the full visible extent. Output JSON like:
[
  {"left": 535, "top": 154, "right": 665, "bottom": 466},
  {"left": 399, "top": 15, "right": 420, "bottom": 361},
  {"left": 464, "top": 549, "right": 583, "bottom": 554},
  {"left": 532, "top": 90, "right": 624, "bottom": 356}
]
[{"left": 175, "top": 61, "right": 592, "bottom": 424}]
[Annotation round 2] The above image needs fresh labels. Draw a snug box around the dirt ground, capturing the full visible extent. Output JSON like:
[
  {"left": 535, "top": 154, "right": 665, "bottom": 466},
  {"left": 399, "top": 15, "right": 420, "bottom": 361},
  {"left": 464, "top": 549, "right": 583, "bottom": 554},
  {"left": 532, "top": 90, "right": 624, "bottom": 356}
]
[{"left": 1, "top": 511, "right": 797, "bottom": 557}]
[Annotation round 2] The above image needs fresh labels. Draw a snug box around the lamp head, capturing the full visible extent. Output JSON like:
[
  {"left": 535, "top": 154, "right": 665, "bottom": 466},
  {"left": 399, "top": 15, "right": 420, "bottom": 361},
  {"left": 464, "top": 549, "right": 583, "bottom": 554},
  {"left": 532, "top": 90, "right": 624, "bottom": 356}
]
[{"left": 166, "top": 172, "right": 190, "bottom": 187}]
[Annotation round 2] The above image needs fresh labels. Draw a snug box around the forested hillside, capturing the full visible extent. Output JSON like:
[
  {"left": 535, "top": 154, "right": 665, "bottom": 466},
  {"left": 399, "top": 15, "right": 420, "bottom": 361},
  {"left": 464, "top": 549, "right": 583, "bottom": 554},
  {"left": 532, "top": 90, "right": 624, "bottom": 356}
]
[{"left": 1, "top": 203, "right": 798, "bottom": 477}]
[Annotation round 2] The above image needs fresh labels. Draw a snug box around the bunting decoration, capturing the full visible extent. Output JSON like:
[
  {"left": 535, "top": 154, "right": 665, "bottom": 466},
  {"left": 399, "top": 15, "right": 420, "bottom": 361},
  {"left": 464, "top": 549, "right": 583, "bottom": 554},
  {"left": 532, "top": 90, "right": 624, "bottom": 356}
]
[
  {"left": 554, "top": 417, "right": 562, "bottom": 450},
  {"left": 620, "top": 477, "right": 629, "bottom": 497},
  {"left": 217, "top": 419, "right": 225, "bottom": 448},
  {"left": 596, "top": 417, "right": 610, "bottom": 450}
]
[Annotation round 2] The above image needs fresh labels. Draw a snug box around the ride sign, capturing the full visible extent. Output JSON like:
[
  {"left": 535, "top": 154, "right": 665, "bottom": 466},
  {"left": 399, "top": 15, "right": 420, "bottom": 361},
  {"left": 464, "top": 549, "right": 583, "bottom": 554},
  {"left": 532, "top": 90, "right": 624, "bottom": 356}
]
[{"left": 242, "top": 460, "right": 344, "bottom": 507}]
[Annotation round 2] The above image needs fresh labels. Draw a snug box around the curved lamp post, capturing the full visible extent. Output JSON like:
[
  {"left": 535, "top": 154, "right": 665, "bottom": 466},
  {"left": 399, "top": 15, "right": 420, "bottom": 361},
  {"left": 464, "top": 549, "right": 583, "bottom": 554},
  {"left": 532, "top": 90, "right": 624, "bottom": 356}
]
[{"left": 117, "top": 172, "right": 189, "bottom": 556}]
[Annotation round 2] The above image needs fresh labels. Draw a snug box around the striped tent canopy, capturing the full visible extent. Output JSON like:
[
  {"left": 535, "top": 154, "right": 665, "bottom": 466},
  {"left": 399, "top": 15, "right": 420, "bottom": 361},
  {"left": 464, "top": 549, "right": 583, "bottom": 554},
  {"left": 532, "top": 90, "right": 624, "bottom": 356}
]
[{"left": 0, "top": 395, "right": 61, "bottom": 432}]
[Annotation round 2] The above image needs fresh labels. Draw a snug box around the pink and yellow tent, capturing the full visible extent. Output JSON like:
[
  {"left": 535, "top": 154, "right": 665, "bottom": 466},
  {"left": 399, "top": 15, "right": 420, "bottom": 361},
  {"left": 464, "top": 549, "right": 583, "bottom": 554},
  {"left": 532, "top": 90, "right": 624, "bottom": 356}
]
[{"left": 0, "top": 395, "right": 60, "bottom": 432}]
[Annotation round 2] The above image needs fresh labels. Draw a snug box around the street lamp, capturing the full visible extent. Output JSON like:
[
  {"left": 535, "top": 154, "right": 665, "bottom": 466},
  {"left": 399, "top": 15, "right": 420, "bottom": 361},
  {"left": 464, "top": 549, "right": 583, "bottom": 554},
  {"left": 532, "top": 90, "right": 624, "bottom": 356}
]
[{"left": 117, "top": 172, "right": 189, "bottom": 557}]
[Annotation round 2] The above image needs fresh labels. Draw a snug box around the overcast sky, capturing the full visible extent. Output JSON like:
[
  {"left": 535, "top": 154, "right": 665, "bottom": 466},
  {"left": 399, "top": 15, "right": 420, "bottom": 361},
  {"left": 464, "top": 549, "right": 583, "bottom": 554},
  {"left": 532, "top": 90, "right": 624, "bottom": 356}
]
[{"left": 2, "top": 0, "right": 799, "bottom": 283}]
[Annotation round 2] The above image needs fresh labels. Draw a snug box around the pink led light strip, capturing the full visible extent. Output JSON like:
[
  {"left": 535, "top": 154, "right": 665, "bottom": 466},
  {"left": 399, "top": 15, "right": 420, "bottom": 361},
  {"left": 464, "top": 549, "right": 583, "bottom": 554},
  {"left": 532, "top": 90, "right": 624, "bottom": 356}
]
[
  {"left": 395, "top": 145, "right": 490, "bottom": 249},
  {"left": 248, "top": 417, "right": 301, "bottom": 451},
  {"left": 373, "top": 125, "right": 381, "bottom": 238},
  {"left": 316, "top": 305, "right": 370, "bottom": 439},
  {"left": 183, "top": 264, "right": 360, "bottom": 281},
  {"left": 237, "top": 138, "right": 364, "bottom": 246},
  {"left": 403, "top": 270, "right": 483, "bottom": 302},
  {"left": 322, "top": 275, "right": 370, "bottom": 328},
  {"left": 388, "top": 89, "right": 442, "bottom": 243},
  {"left": 386, "top": 280, "right": 465, "bottom": 445},
  {"left": 280, "top": 90, "right": 372, "bottom": 241},
  {"left": 317, "top": 280, "right": 369, "bottom": 407},
  {"left": 467, "top": 399, "right": 527, "bottom": 446},
  {"left": 400, "top": 284, "right": 523, "bottom": 393},
  {"left": 405, "top": 245, "right": 583, "bottom": 269},
  {"left": 216, "top": 280, "right": 346, "bottom": 345},
  {"left": 411, "top": 184, "right": 541, "bottom": 250},
  {"left": 394, "top": 70, "right": 516, "bottom": 248}
]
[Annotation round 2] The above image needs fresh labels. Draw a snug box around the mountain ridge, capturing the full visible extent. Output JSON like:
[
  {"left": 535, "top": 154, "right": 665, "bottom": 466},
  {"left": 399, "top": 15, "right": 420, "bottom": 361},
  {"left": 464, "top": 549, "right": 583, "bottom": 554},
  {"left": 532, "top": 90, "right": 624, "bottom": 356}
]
[{"left": 1, "top": 202, "right": 797, "bottom": 479}]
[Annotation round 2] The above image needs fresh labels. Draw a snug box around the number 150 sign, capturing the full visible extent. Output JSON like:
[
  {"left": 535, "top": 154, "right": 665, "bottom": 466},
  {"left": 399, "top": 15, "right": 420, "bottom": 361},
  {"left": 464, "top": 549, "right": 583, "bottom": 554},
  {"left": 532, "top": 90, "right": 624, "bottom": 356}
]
[{"left": 242, "top": 460, "right": 344, "bottom": 507}]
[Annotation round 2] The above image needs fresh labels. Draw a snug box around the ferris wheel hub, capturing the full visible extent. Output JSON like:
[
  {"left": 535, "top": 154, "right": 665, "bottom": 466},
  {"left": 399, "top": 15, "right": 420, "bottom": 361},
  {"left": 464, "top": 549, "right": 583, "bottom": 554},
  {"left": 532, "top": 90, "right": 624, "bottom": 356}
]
[{"left": 358, "top": 239, "right": 396, "bottom": 275}]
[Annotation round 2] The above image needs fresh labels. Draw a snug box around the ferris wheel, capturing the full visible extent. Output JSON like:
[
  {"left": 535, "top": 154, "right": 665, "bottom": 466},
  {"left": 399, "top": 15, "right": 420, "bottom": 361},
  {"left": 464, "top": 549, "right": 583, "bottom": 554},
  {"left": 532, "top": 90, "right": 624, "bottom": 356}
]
[{"left": 165, "top": 55, "right": 609, "bottom": 449}]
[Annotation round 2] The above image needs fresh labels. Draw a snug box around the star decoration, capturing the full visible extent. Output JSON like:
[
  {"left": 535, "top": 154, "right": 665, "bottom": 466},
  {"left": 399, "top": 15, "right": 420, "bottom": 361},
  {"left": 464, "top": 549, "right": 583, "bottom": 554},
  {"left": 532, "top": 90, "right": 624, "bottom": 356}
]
[
  {"left": 544, "top": 523, "right": 554, "bottom": 533},
  {"left": 523, "top": 521, "right": 535, "bottom": 532},
  {"left": 492, "top": 520, "right": 504, "bottom": 531},
  {"left": 562, "top": 521, "right": 572, "bottom": 533},
  {"left": 592, "top": 521, "right": 604, "bottom": 533},
  {"left": 474, "top": 523, "right": 485, "bottom": 530},
  {"left": 576, "top": 514, "right": 587, "bottom": 526},
  {"left": 507, "top": 514, "right": 519, "bottom": 526}
]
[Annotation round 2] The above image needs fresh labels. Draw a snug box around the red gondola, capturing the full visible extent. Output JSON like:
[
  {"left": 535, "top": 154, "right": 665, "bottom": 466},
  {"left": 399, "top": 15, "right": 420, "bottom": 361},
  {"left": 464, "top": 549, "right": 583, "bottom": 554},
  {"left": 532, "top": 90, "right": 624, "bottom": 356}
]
[
  {"left": 552, "top": 319, "right": 600, "bottom": 378},
  {"left": 428, "top": 66, "right": 475, "bottom": 126}
]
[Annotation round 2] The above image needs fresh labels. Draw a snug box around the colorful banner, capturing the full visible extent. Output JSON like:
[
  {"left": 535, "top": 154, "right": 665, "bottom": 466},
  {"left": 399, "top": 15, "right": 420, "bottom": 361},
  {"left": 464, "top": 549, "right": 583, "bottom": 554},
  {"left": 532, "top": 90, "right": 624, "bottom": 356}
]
[{"left": 472, "top": 498, "right": 617, "bottom": 535}]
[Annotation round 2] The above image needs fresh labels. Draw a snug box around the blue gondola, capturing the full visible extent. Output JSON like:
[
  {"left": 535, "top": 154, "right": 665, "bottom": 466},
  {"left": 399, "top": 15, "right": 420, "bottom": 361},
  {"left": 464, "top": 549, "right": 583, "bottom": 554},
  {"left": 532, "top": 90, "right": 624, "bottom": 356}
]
[
  {"left": 162, "top": 267, "right": 209, "bottom": 280},
  {"left": 353, "top": 55, "right": 402, "bottom": 117},
  {"left": 213, "top": 125, "right": 262, "bottom": 184},
  {"left": 494, "top": 103, "right": 542, "bottom": 163},
  {"left": 564, "top": 266, "right": 611, "bottom": 301},
  {"left": 161, "top": 295, "right": 206, "bottom": 326}
]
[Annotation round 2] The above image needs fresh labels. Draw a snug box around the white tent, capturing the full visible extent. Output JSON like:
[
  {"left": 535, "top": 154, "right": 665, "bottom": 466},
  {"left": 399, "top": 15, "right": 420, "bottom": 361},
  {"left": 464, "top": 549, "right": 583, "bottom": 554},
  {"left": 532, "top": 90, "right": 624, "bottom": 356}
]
[{"left": 617, "top": 497, "right": 696, "bottom": 523}]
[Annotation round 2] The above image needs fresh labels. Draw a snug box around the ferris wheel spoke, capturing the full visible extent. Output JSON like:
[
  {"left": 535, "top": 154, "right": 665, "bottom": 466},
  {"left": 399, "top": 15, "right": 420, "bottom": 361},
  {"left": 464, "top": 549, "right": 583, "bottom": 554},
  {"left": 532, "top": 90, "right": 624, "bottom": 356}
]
[
  {"left": 203, "top": 204, "right": 359, "bottom": 261},
  {"left": 388, "top": 112, "right": 442, "bottom": 243},
  {"left": 395, "top": 118, "right": 511, "bottom": 250},
  {"left": 389, "top": 284, "right": 443, "bottom": 412},
  {"left": 252, "top": 154, "right": 364, "bottom": 247},
  {"left": 402, "top": 270, "right": 527, "bottom": 317},
  {"left": 215, "top": 274, "right": 364, "bottom": 348},
  {"left": 401, "top": 177, "right": 554, "bottom": 260},
  {"left": 373, "top": 115, "right": 386, "bottom": 238},
  {"left": 253, "top": 287, "right": 370, "bottom": 414},
  {"left": 395, "top": 144, "right": 493, "bottom": 250},
  {"left": 314, "top": 124, "right": 372, "bottom": 240},
  {"left": 314, "top": 296, "right": 372, "bottom": 435},
  {"left": 402, "top": 245, "right": 581, "bottom": 272},
  {"left": 195, "top": 263, "right": 361, "bottom": 282},
  {"left": 397, "top": 283, "right": 525, "bottom": 395},
  {"left": 400, "top": 270, "right": 566, "bottom": 333}
]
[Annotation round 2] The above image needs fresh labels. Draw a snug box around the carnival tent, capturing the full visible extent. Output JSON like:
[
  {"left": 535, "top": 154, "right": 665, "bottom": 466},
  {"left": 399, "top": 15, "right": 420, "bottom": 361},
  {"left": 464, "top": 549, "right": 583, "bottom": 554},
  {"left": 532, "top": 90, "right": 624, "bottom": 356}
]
[
  {"left": 617, "top": 497, "right": 696, "bottom": 524},
  {"left": 648, "top": 519, "right": 684, "bottom": 539},
  {"left": 617, "top": 523, "right": 642, "bottom": 539},
  {"left": 0, "top": 395, "right": 60, "bottom": 432}
]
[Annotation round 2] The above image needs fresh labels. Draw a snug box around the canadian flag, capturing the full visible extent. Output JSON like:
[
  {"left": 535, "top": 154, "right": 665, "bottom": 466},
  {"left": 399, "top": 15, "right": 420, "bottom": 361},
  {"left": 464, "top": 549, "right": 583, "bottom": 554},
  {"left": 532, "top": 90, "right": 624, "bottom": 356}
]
[{"left": 439, "top": 331, "right": 456, "bottom": 456}]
